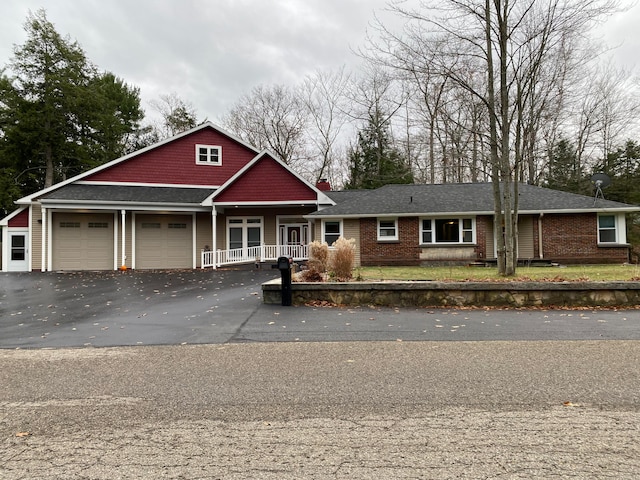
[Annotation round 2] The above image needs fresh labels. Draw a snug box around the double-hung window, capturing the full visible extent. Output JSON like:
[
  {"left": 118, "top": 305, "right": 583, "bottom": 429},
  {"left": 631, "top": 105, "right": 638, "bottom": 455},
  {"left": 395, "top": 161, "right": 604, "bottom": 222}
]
[
  {"left": 598, "top": 214, "right": 619, "bottom": 243},
  {"left": 377, "top": 218, "right": 398, "bottom": 241},
  {"left": 421, "top": 218, "right": 475, "bottom": 244},
  {"left": 196, "top": 145, "right": 222, "bottom": 165},
  {"left": 323, "top": 220, "right": 342, "bottom": 246}
]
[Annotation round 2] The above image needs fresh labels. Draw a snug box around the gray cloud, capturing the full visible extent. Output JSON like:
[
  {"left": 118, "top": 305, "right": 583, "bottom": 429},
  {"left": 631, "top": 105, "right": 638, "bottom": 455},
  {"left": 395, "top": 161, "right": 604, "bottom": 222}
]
[{"left": 1, "top": 0, "right": 638, "bottom": 124}]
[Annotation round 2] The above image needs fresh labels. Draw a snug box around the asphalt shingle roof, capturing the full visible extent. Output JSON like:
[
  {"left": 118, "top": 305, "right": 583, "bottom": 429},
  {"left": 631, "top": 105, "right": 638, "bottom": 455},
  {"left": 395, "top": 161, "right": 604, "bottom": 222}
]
[
  {"left": 40, "top": 184, "right": 216, "bottom": 205},
  {"left": 313, "top": 183, "right": 638, "bottom": 217}
]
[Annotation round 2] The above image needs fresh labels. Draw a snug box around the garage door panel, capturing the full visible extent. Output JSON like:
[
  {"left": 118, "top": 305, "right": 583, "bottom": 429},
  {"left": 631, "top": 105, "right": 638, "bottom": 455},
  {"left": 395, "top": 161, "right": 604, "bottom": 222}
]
[
  {"left": 136, "top": 215, "right": 192, "bottom": 269},
  {"left": 52, "top": 213, "right": 114, "bottom": 271}
]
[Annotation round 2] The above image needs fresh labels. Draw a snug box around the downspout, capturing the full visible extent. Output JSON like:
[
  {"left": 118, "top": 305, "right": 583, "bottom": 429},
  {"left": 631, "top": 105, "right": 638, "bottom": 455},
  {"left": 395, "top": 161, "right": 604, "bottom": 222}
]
[{"left": 538, "top": 212, "right": 544, "bottom": 259}]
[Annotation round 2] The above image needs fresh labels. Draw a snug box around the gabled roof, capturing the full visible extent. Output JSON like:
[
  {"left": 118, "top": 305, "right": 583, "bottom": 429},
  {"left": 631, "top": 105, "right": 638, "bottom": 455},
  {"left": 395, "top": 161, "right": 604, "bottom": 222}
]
[
  {"left": 204, "top": 150, "right": 335, "bottom": 206},
  {"left": 311, "top": 183, "right": 639, "bottom": 218},
  {"left": 16, "top": 122, "right": 258, "bottom": 204},
  {"left": 0, "top": 207, "right": 28, "bottom": 226}
]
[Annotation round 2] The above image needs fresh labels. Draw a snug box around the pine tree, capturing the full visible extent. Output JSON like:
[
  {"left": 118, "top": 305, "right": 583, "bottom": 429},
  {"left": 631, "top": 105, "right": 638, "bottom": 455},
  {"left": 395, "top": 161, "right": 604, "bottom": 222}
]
[
  {"left": 0, "top": 9, "right": 143, "bottom": 198},
  {"left": 345, "top": 110, "right": 413, "bottom": 189},
  {"left": 546, "top": 138, "right": 590, "bottom": 195}
]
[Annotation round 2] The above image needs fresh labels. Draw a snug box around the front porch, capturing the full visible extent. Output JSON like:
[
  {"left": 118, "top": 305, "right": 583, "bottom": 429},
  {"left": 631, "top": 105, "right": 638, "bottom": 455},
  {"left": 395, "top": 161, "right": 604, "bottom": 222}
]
[{"left": 201, "top": 244, "right": 309, "bottom": 268}]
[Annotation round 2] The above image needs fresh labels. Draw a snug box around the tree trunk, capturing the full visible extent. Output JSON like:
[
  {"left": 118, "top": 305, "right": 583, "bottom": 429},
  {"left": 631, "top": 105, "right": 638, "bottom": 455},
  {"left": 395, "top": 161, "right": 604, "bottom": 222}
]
[
  {"left": 485, "top": 0, "right": 506, "bottom": 275},
  {"left": 44, "top": 144, "right": 54, "bottom": 189}
]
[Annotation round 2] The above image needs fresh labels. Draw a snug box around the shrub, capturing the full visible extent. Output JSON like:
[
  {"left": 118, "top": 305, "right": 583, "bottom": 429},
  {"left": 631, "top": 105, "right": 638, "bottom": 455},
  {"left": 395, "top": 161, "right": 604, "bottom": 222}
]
[
  {"left": 308, "top": 241, "right": 329, "bottom": 272},
  {"left": 329, "top": 237, "right": 355, "bottom": 281},
  {"left": 298, "top": 263, "right": 325, "bottom": 282}
]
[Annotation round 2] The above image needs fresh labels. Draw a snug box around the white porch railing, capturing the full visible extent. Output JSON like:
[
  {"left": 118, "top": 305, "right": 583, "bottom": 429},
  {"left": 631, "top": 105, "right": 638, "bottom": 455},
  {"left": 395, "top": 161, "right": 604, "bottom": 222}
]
[{"left": 201, "top": 244, "right": 309, "bottom": 268}]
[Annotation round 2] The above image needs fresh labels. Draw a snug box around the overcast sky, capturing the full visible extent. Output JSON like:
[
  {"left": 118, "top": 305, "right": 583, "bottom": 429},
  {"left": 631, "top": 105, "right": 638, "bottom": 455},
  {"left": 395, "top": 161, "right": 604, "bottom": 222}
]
[{"left": 1, "top": 0, "right": 639, "bottom": 125}]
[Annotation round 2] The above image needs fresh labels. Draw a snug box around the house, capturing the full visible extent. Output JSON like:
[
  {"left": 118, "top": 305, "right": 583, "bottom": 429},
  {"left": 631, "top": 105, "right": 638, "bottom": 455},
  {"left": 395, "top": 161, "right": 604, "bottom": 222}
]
[
  {"left": 309, "top": 183, "right": 640, "bottom": 266},
  {"left": 2, "top": 121, "right": 638, "bottom": 272},
  {"left": 1, "top": 122, "right": 334, "bottom": 272}
]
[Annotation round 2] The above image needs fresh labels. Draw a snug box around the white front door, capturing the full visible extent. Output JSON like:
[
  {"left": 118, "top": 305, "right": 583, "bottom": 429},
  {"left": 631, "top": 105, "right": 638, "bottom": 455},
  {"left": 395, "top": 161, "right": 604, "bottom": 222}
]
[{"left": 8, "top": 231, "right": 28, "bottom": 272}]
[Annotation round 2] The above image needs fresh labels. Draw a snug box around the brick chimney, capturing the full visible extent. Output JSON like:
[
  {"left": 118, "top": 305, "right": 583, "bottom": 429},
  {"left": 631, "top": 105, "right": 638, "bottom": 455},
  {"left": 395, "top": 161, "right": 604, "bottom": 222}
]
[{"left": 316, "top": 179, "right": 331, "bottom": 191}]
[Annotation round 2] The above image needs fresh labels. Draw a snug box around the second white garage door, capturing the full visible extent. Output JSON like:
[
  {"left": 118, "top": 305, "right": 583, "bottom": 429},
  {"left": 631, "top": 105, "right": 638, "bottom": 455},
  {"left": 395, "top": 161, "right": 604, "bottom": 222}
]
[{"left": 135, "top": 215, "right": 193, "bottom": 269}]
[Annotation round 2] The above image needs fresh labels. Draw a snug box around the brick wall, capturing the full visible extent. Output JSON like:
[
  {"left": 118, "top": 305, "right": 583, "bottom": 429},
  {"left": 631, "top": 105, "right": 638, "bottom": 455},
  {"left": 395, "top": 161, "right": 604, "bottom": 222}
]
[
  {"left": 542, "top": 213, "right": 629, "bottom": 263},
  {"left": 357, "top": 213, "right": 629, "bottom": 266},
  {"left": 475, "top": 216, "right": 490, "bottom": 260},
  {"left": 360, "top": 217, "right": 420, "bottom": 266}
]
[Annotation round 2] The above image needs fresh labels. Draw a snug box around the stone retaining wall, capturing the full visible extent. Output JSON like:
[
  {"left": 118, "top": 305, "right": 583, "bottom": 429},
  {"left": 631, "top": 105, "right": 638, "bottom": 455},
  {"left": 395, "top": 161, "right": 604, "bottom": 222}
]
[{"left": 262, "top": 279, "right": 640, "bottom": 308}]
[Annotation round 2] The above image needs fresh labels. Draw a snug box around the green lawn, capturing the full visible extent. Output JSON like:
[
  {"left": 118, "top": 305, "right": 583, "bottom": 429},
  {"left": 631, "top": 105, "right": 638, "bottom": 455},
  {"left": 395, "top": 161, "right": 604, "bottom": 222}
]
[{"left": 355, "top": 264, "right": 640, "bottom": 282}]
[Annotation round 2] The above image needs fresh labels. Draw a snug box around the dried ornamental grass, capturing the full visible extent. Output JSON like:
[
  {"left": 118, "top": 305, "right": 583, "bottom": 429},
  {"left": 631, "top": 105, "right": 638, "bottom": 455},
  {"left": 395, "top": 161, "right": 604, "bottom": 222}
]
[
  {"left": 329, "top": 237, "right": 355, "bottom": 281},
  {"left": 308, "top": 241, "right": 329, "bottom": 272}
]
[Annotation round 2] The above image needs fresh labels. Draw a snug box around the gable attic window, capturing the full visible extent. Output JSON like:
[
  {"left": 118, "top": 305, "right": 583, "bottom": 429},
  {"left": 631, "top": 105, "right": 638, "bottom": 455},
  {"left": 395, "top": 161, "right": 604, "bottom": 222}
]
[{"left": 196, "top": 145, "right": 222, "bottom": 165}]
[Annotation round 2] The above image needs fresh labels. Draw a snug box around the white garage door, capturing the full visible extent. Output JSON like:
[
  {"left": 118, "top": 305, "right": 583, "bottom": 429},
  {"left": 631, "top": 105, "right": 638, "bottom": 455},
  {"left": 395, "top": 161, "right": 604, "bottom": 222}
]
[
  {"left": 52, "top": 213, "right": 114, "bottom": 271},
  {"left": 135, "top": 215, "right": 192, "bottom": 269}
]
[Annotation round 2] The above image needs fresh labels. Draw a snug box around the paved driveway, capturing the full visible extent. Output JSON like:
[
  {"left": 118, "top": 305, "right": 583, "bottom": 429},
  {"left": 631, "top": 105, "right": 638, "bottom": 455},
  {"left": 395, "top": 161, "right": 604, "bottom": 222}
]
[
  {"left": 0, "top": 266, "right": 278, "bottom": 348},
  {"left": 2, "top": 267, "right": 640, "bottom": 348}
]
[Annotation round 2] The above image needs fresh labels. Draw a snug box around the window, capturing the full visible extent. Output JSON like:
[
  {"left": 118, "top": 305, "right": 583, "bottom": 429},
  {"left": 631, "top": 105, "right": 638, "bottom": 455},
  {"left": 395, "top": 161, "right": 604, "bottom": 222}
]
[
  {"left": 196, "top": 145, "right": 222, "bottom": 165},
  {"left": 598, "top": 215, "right": 617, "bottom": 243},
  {"left": 421, "top": 218, "right": 475, "bottom": 244},
  {"left": 60, "top": 222, "right": 80, "bottom": 228},
  {"left": 227, "top": 217, "right": 263, "bottom": 251},
  {"left": 11, "top": 235, "right": 26, "bottom": 261},
  {"left": 421, "top": 219, "right": 432, "bottom": 243},
  {"left": 168, "top": 223, "right": 187, "bottom": 229},
  {"left": 377, "top": 218, "right": 398, "bottom": 241},
  {"left": 88, "top": 222, "right": 108, "bottom": 229},
  {"left": 323, "top": 220, "right": 342, "bottom": 246}
]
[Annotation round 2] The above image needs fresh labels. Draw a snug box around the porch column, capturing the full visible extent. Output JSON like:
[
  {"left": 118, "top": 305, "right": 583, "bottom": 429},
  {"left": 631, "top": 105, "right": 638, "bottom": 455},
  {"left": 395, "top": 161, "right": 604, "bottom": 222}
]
[
  {"left": 192, "top": 213, "right": 197, "bottom": 269},
  {"left": 211, "top": 208, "right": 217, "bottom": 270},
  {"left": 121, "top": 209, "right": 126, "bottom": 268},
  {"left": 46, "top": 208, "right": 52, "bottom": 272},
  {"left": 41, "top": 206, "right": 47, "bottom": 272}
]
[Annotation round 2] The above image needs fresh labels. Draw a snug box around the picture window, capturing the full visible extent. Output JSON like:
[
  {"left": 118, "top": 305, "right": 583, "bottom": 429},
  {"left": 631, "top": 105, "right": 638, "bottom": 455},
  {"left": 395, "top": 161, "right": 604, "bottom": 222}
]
[{"left": 421, "top": 217, "right": 475, "bottom": 244}]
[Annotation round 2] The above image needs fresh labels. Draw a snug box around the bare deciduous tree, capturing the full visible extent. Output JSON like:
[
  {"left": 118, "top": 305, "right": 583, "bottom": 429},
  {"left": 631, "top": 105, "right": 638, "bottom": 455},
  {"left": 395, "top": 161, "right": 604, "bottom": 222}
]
[
  {"left": 149, "top": 92, "right": 198, "bottom": 138},
  {"left": 370, "top": 0, "right": 620, "bottom": 275},
  {"left": 301, "top": 68, "right": 352, "bottom": 184},
  {"left": 222, "top": 84, "right": 308, "bottom": 169}
]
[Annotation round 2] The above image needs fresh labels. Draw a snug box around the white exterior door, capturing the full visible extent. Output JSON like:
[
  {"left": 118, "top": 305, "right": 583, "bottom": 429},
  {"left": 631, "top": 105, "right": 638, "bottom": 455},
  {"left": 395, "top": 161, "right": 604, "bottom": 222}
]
[
  {"left": 227, "top": 217, "right": 263, "bottom": 250},
  {"left": 7, "top": 231, "right": 29, "bottom": 272}
]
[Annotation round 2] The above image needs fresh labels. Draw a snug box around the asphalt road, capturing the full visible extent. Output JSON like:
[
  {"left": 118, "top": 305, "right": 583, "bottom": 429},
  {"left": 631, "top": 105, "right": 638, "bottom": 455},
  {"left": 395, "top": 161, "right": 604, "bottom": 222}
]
[
  {"left": 1, "top": 267, "right": 640, "bottom": 348},
  {"left": 1, "top": 268, "right": 639, "bottom": 478},
  {"left": 1, "top": 341, "right": 639, "bottom": 479}
]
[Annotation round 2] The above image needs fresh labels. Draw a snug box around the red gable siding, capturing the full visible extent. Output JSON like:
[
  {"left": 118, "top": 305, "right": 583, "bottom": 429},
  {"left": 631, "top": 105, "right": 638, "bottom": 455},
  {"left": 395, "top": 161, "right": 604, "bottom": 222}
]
[
  {"left": 8, "top": 209, "right": 29, "bottom": 227},
  {"left": 215, "top": 155, "right": 317, "bottom": 202},
  {"left": 85, "top": 128, "right": 257, "bottom": 186}
]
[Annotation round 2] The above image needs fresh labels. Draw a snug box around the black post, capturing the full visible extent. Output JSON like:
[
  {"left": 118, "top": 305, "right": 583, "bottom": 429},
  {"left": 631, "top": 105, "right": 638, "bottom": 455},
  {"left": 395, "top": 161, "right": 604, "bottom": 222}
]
[{"left": 276, "top": 256, "right": 292, "bottom": 306}]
